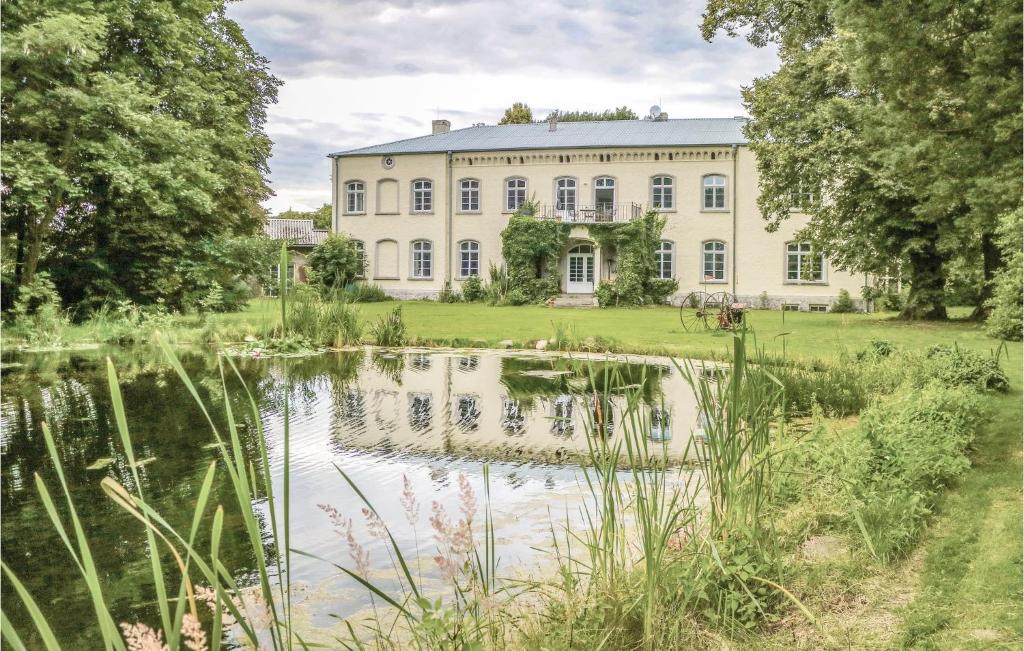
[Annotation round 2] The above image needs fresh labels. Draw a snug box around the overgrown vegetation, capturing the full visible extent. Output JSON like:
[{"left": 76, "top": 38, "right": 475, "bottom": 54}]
[
  {"left": 306, "top": 233, "right": 366, "bottom": 293},
  {"left": 370, "top": 306, "right": 407, "bottom": 346},
  {"left": 498, "top": 209, "right": 570, "bottom": 305},
  {"left": 590, "top": 211, "right": 678, "bottom": 306}
]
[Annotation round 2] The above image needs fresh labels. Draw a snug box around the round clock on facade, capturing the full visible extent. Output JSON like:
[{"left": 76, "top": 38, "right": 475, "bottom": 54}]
[{"left": 382, "top": 156, "right": 395, "bottom": 170}]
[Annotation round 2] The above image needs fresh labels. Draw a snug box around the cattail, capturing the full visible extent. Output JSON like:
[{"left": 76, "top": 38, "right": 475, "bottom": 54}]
[{"left": 120, "top": 621, "right": 170, "bottom": 651}]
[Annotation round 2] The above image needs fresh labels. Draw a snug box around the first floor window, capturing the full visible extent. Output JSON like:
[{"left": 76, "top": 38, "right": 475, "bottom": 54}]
[
  {"left": 412, "top": 240, "right": 432, "bottom": 278},
  {"left": 786, "top": 242, "right": 824, "bottom": 282},
  {"left": 556, "top": 177, "right": 576, "bottom": 211},
  {"left": 459, "top": 240, "right": 480, "bottom": 278},
  {"left": 791, "top": 180, "right": 820, "bottom": 211},
  {"left": 345, "top": 181, "right": 365, "bottom": 213},
  {"left": 506, "top": 177, "right": 527, "bottom": 211},
  {"left": 460, "top": 179, "right": 480, "bottom": 211},
  {"left": 413, "top": 179, "right": 432, "bottom": 212},
  {"left": 651, "top": 176, "right": 674, "bottom": 209},
  {"left": 352, "top": 240, "right": 365, "bottom": 277},
  {"left": 655, "top": 241, "right": 673, "bottom": 279},
  {"left": 703, "top": 175, "right": 726, "bottom": 210},
  {"left": 703, "top": 241, "right": 726, "bottom": 281}
]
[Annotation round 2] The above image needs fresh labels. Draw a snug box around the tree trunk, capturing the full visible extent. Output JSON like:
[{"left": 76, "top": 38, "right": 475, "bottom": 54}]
[
  {"left": 899, "top": 233, "right": 948, "bottom": 320},
  {"left": 969, "top": 231, "right": 1003, "bottom": 320}
]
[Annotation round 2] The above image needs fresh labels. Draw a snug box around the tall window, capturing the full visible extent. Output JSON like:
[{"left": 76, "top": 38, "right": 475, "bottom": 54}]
[
  {"left": 411, "top": 240, "right": 432, "bottom": 278},
  {"left": 345, "top": 181, "right": 365, "bottom": 213},
  {"left": 594, "top": 176, "right": 615, "bottom": 210},
  {"left": 412, "top": 179, "right": 433, "bottom": 212},
  {"left": 791, "top": 180, "right": 820, "bottom": 210},
  {"left": 459, "top": 240, "right": 480, "bottom": 278},
  {"left": 651, "top": 176, "right": 674, "bottom": 209},
  {"left": 556, "top": 177, "right": 576, "bottom": 211},
  {"left": 459, "top": 179, "right": 480, "bottom": 211},
  {"left": 506, "top": 177, "right": 527, "bottom": 212},
  {"left": 655, "top": 241, "right": 674, "bottom": 280},
  {"left": 703, "top": 241, "right": 726, "bottom": 282},
  {"left": 703, "top": 175, "right": 727, "bottom": 210},
  {"left": 786, "top": 242, "right": 824, "bottom": 282},
  {"left": 352, "top": 240, "right": 365, "bottom": 278}
]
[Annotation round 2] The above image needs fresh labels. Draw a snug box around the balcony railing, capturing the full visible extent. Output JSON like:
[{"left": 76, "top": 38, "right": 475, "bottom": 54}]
[{"left": 534, "top": 202, "right": 644, "bottom": 224}]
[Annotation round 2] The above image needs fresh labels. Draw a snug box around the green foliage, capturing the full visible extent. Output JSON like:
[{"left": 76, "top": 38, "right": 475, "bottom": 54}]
[
  {"left": 498, "top": 102, "right": 533, "bottom": 125},
  {"left": 275, "top": 204, "right": 331, "bottom": 229},
  {"left": 340, "top": 282, "right": 389, "bottom": 303},
  {"left": 924, "top": 345, "right": 1009, "bottom": 393},
  {"left": 286, "top": 287, "right": 363, "bottom": 347},
  {"left": 499, "top": 214, "right": 570, "bottom": 305},
  {"left": 544, "top": 106, "right": 639, "bottom": 122},
  {"left": 85, "top": 300, "right": 178, "bottom": 345},
  {"left": 2, "top": 0, "right": 281, "bottom": 306},
  {"left": 436, "top": 280, "right": 462, "bottom": 303},
  {"left": 830, "top": 288, "right": 855, "bottom": 313},
  {"left": 985, "top": 207, "right": 1023, "bottom": 341},
  {"left": 483, "top": 262, "right": 510, "bottom": 305},
  {"left": 306, "top": 233, "right": 365, "bottom": 292},
  {"left": 590, "top": 212, "right": 678, "bottom": 306},
  {"left": 177, "top": 235, "right": 279, "bottom": 313},
  {"left": 6, "top": 272, "right": 68, "bottom": 345},
  {"left": 370, "top": 306, "right": 407, "bottom": 346},
  {"left": 461, "top": 275, "right": 485, "bottom": 302}
]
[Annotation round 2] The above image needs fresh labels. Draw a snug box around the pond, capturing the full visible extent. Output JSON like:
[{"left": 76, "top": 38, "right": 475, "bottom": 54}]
[{"left": 0, "top": 346, "right": 706, "bottom": 646}]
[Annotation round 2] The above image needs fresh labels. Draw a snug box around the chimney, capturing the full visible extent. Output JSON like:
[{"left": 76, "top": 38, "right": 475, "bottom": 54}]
[
  {"left": 432, "top": 119, "right": 450, "bottom": 135},
  {"left": 654, "top": 111, "right": 668, "bottom": 121},
  {"left": 548, "top": 114, "right": 558, "bottom": 131}
]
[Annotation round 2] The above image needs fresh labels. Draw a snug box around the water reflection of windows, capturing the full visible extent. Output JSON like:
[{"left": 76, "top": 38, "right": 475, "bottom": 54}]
[
  {"left": 374, "top": 390, "right": 400, "bottom": 432},
  {"left": 408, "top": 392, "right": 433, "bottom": 431},
  {"left": 694, "top": 411, "right": 710, "bottom": 443},
  {"left": 455, "top": 394, "right": 481, "bottom": 431},
  {"left": 410, "top": 354, "right": 432, "bottom": 372},
  {"left": 550, "top": 394, "right": 574, "bottom": 437},
  {"left": 457, "top": 356, "right": 480, "bottom": 372},
  {"left": 338, "top": 389, "right": 366, "bottom": 429},
  {"left": 501, "top": 398, "right": 526, "bottom": 435},
  {"left": 650, "top": 406, "right": 671, "bottom": 442}
]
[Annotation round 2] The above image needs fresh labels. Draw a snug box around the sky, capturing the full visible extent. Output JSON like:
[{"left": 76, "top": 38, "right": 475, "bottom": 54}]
[{"left": 226, "top": 0, "right": 778, "bottom": 215}]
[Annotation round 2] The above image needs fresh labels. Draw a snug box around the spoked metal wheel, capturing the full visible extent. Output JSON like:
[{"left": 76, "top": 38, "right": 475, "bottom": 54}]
[{"left": 679, "top": 291, "right": 711, "bottom": 332}]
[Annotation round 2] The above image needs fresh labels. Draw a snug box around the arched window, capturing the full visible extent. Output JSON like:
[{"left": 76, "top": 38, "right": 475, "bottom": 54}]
[
  {"left": 505, "top": 177, "right": 527, "bottom": 212},
  {"left": 785, "top": 242, "right": 825, "bottom": 282},
  {"left": 412, "top": 179, "right": 433, "bottom": 213},
  {"left": 459, "top": 240, "right": 480, "bottom": 278},
  {"left": 655, "top": 241, "right": 674, "bottom": 280},
  {"left": 594, "top": 176, "right": 615, "bottom": 210},
  {"left": 651, "top": 176, "right": 674, "bottom": 210},
  {"left": 345, "top": 181, "right": 365, "bottom": 213},
  {"left": 374, "top": 239, "right": 398, "bottom": 279},
  {"left": 702, "top": 241, "right": 726, "bottom": 282},
  {"left": 555, "top": 177, "right": 577, "bottom": 211},
  {"left": 352, "top": 240, "right": 366, "bottom": 278},
  {"left": 459, "top": 178, "right": 480, "bottom": 212},
  {"left": 702, "top": 174, "right": 727, "bottom": 210},
  {"left": 411, "top": 240, "right": 433, "bottom": 278}
]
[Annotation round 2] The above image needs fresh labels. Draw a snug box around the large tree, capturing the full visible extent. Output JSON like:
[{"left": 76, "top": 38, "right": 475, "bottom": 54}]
[
  {"left": 276, "top": 204, "right": 332, "bottom": 230},
  {"left": 2, "top": 0, "right": 281, "bottom": 308},
  {"left": 499, "top": 102, "right": 533, "bottom": 125},
  {"left": 702, "top": 0, "right": 1022, "bottom": 320}
]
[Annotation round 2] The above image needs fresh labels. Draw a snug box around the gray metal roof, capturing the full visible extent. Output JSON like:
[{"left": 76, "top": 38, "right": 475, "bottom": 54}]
[
  {"left": 329, "top": 118, "right": 748, "bottom": 157},
  {"left": 264, "top": 218, "right": 329, "bottom": 247}
]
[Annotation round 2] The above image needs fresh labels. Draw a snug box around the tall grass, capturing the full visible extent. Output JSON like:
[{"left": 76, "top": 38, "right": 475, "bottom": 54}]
[
  {"left": 287, "top": 288, "right": 363, "bottom": 347},
  {"left": 370, "top": 306, "right": 407, "bottom": 346}
]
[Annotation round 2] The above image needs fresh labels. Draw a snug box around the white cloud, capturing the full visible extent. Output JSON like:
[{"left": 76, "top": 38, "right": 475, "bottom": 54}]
[{"left": 228, "top": 0, "right": 777, "bottom": 213}]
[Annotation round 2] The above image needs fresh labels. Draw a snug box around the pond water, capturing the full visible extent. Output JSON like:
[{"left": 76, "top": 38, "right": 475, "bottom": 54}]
[{"left": 0, "top": 346, "right": 705, "bottom": 646}]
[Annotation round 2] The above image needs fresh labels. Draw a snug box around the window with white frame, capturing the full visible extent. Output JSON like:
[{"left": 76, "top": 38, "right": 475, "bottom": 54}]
[
  {"left": 506, "top": 177, "right": 527, "bottom": 212},
  {"left": 790, "top": 180, "right": 820, "bottom": 211},
  {"left": 459, "top": 179, "right": 480, "bottom": 212},
  {"left": 702, "top": 175, "right": 727, "bottom": 210},
  {"left": 702, "top": 241, "right": 726, "bottom": 282},
  {"left": 785, "top": 242, "right": 824, "bottom": 282},
  {"left": 655, "top": 241, "right": 674, "bottom": 280},
  {"left": 459, "top": 240, "right": 480, "bottom": 278},
  {"left": 411, "top": 240, "right": 432, "bottom": 278},
  {"left": 412, "top": 179, "right": 433, "bottom": 212},
  {"left": 555, "top": 177, "right": 576, "bottom": 211},
  {"left": 345, "top": 181, "right": 365, "bottom": 213},
  {"left": 651, "top": 176, "right": 674, "bottom": 210},
  {"left": 594, "top": 176, "right": 615, "bottom": 210},
  {"left": 352, "top": 240, "right": 365, "bottom": 278}
]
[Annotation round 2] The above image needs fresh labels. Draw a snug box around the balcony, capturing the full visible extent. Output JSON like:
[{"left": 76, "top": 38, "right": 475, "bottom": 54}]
[{"left": 534, "top": 202, "right": 644, "bottom": 224}]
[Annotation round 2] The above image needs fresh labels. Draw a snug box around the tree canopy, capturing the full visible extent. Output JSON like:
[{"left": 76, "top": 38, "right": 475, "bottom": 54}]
[
  {"left": 545, "top": 106, "right": 639, "bottom": 122},
  {"left": 499, "top": 102, "right": 534, "bottom": 125},
  {"left": 1, "top": 0, "right": 281, "bottom": 309},
  {"left": 703, "top": 0, "right": 1022, "bottom": 320},
  {"left": 276, "top": 204, "right": 332, "bottom": 230}
]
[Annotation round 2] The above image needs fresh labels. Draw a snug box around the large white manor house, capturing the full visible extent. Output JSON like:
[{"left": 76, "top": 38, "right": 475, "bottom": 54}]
[{"left": 329, "top": 114, "right": 866, "bottom": 309}]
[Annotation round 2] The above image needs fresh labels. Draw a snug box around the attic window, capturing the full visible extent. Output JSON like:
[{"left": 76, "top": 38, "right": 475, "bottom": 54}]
[
  {"left": 506, "top": 156, "right": 512, "bottom": 164},
  {"left": 519, "top": 156, "right": 524, "bottom": 164},
  {"left": 710, "top": 152, "right": 716, "bottom": 160},
  {"left": 668, "top": 153, "right": 674, "bottom": 161}
]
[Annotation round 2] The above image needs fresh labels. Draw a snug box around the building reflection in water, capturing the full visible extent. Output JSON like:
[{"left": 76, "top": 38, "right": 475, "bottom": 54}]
[
  {"left": 650, "top": 406, "right": 671, "bottom": 442},
  {"left": 455, "top": 394, "right": 481, "bottom": 431},
  {"left": 408, "top": 392, "right": 432, "bottom": 431},
  {"left": 550, "top": 394, "right": 574, "bottom": 437},
  {"left": 501, "top": 397, "right": 526, "bottom": 436}
]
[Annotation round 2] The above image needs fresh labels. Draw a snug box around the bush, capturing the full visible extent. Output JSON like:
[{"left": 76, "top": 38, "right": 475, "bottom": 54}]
[
  {"left": 437, "top": 280, "right": 462, "bottom": 303},
  {"left": 307, "top": 233, "right": 365, "bottom": 292},
  {"left": 461, "top": 275, "right": 485, "bottom": 302},
  {"left": 830, "top": 288, "right": 856, "bottom": 313},
  {"left": 984, "top": 207, "right": 1023, "bottom": 341},
  {"left": 287, "top": 287, "right": 363, "bottom": 346},
  {"left": 7, "top": 273, "right": 70, "bottom": 345},
  {"left": 924, "top": 345, "right": 1009, "bottom": 392},
  {"left": 371, "top": 306, "right": 406, "bottom": 346},
  {"left": 341, "top": 282, "right": 389, "bottom": 303},
  {"left": 177, "top": 235, "right": 278, "bottom": 312}
]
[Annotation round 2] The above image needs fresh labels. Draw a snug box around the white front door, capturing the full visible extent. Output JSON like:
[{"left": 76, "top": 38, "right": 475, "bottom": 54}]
[{"left": 566, "top": 245, "right": 595, "bottom": 293}]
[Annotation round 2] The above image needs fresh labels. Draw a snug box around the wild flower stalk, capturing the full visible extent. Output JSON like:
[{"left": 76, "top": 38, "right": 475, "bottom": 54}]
[{"left": 401, "top": 474, "right": 423, "bottom": 583}]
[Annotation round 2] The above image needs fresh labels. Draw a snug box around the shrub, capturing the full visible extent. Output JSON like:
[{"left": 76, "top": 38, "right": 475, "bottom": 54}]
[
  {"left": 924, "top": 345, "right": 1009, "bottom": 392},
  {"left": 307, "top": 233, "right": 365, "bottom": 292},
  {"left": 177, "top": 234, "right": 278, "bottom": 312},
  {"left": 7, "top": 273, "right": 70, "bottom": 345},
  {"left": 371, "top": 306, "right": 406, "bottom": 346},
  {"left": 287, "top": 287, "right": 363, "bottom": 346},
  {"left": 342, "top": 282, "right": 389, "bottom": 303},
  {"left": 757, "top": 291, "right": 770, "bottom": 309},
  {"left": 483, "top": 262, "right": 509, "bottom": 305},
  {"left": 461, "top": 275, "right": 485, "bottom": 302},
  {"left": 594, "top": 280, "right": 617, "bottom": 307},
  {"left": 437, "top": 280, "right": 462, "bottom": 303},
  {"left": 984, "top": 207, "right": 1023, "bottom": 341},
  {"left": 830, "top": 288, "right": 856, "bottom": 313}
]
